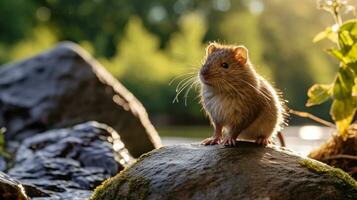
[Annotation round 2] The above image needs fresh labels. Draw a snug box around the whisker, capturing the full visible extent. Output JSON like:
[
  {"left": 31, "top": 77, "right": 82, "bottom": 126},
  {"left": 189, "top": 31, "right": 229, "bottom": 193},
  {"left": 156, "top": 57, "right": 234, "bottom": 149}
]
[
  {"left": 173, "top": 77, "right": 197, "bottom": 103},
  {"left": 240, "top": 79, "right": 271, "bottom": 105},
  {"left": 176, "top": 76, "right": 197, "bottom": 92},
  {"left": 175, "top": 75, "right": 197, "bottom": 92},
  {"left": 173, "top": 82, "right": 190, "bottom": 102},
  {"left": 183, "top": 79, "right": 200, "bottom": 106},
  {"left": 225, "top": 81, "right": 238, "bottom": 95},
  {"left": 215, "top": 80, "right": 222, "bottom": 94},
  {"left": 169, "top": 72, "right": 197, "bottom": 86},
  {"left": 220, "top": 79, "right": 238, "bottom": 96},
  {"left": 169, "top": 67, "right": 204, "bottom": 105}
]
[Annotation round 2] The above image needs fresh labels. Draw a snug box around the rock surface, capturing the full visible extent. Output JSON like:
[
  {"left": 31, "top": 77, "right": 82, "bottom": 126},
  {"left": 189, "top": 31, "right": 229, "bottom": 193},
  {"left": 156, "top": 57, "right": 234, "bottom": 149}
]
[
  {"left": 0, "top": 42, "right": 161, "bottom": 157},
  {"left": 91, "top": 142, "right": 357, "bottom": 200},
  {"left": 0, "top": 172, "right": 30, "bottom": 200},
  {"left": 8, "top": 121, "right": 133, "bottom": 199}
]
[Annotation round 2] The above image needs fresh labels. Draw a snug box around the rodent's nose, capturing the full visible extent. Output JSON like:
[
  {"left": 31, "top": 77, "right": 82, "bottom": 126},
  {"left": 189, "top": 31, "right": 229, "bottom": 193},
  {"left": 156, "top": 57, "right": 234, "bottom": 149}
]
[
  {"left": 200, "top": 65, "right": 210, "bottom": 83},
  {"left": 200, "top": 65, "right": 209, "bottom": 76}
]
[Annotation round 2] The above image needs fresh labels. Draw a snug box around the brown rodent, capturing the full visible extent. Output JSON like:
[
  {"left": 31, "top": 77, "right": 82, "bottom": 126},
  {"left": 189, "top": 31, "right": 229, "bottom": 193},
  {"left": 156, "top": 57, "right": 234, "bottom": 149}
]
[{"left": 199, "top": 42, "right": 286, "bottom": 146}]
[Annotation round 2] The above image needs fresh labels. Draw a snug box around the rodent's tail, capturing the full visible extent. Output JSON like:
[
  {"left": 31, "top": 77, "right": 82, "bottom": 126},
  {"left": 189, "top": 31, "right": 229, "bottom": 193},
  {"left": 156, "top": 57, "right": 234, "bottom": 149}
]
[{"left": 276, "top": 131, "right": 285, "bottom": 147}]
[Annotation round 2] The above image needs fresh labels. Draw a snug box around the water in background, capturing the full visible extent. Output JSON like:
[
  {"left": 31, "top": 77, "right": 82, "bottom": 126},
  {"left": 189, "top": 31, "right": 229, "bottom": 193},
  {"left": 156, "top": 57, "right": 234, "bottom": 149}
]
[{"left": 161, "top": 126, "right": 335, "bottom": 156}]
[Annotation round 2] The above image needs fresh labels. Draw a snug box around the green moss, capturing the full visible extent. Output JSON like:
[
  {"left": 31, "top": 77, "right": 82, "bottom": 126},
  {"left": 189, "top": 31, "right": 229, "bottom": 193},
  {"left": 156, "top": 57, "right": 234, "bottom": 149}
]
[
  {"left": 127, "top": 176, "right": 150, "bottom": 200},
  {"left": 135, "top": 151, "right": 154, "bottom": 163},
  {"left": 90, "top": 148, "right": 159, "bottom": 200},
  {"left": 89, "top": 172, "right": 126, "bottom": 200},
  {"left": 299, "top": 159, "right": 357, "bottom": 191},
  {"left": 135, "top": 146, "right": 163, "bottom": 163},
  {"left": 90, "top": 171, "right": 150, "bottom": 200}
]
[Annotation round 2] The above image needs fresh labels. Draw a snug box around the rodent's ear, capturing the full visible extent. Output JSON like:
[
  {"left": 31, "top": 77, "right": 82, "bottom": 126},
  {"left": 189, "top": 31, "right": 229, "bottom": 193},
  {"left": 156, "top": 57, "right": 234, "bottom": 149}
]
[
  {"left": 234, "top": 46, "right": 248, "bottom": 65},
  {"left": 206, "top": 43, "right": 217, "bottom": 55}
]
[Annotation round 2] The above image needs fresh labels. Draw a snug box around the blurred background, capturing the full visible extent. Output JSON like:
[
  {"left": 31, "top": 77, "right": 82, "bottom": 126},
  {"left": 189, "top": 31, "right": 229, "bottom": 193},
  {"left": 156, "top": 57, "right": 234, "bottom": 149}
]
[{"left": 1, "top": 0, "right": 355, "bottom": 154}]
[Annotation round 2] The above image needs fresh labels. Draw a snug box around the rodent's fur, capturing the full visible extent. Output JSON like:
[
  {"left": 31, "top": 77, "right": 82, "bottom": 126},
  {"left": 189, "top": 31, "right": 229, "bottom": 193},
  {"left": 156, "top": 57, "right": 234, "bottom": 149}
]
[{"left": 199, "top": 42, "right": 286, "bottom": 146}]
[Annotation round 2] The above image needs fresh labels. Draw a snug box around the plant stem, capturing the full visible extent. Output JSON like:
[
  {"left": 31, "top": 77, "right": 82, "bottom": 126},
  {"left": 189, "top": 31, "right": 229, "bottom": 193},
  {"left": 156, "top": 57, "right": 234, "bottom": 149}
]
[
  {"left": 289, "top": 109, "right": 336, "bottom": 128},
  {"left": 333, "top": 7, "right": 342, "bottom": 26},
  {"left": 332, "top": 1, "right": 343, "bottom": 51}
]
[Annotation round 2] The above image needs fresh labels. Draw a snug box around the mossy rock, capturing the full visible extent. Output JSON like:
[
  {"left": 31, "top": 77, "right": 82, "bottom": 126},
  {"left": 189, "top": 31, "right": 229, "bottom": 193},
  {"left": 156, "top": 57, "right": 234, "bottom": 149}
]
[{"left": 91, "top": 142, "right": 357, "bottom": 200}]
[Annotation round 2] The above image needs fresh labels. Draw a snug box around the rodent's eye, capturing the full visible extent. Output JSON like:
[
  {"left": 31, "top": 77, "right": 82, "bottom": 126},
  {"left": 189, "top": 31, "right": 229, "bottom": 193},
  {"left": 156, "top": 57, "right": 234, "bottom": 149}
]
[{"left": 221, "top": 62, "right": 229, "bottom": 69}]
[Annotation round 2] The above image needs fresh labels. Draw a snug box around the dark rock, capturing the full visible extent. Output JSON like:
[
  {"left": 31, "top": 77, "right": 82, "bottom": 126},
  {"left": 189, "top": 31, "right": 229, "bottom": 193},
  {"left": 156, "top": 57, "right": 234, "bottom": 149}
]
[
  {"left": 0, "top": 171, "right": 29, "bottom": 200},
  {"left": 8, "top": 121, "right": 134, "bottom": 199},
  {"left": 0, "top": 156, "right": 6, "bottom": 171},
  {"left": 22, "top": 183, "right": 50, "bottom": 199},
  {"left": 0, "top": 42, "right": 161, "bottom": 157},
  {"left": 91, "top": 142, "right": 357, "bottom": 200},
  {"left": 0, "top": 171, "right": 49, "bottom": 199}
]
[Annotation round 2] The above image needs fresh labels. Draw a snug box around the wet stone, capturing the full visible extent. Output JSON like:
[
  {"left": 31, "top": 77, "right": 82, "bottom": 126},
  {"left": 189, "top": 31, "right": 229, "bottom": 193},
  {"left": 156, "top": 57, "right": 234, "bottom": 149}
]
[
  {"left": 8, "top": 121, "right": 133, "bottom": 199},
  {"left": 0, "top": 171, "right": 30, "bottom": 200},
  {"left": 0, "top": 156, "right": 6, "bottom": 171},
  {"left": 0, "top": 42, "right": 161, "bottom": 157}
]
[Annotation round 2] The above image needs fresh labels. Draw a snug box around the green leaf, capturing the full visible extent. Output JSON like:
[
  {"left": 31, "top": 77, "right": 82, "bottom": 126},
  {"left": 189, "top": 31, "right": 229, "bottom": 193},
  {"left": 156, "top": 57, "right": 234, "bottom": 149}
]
[
  {"left": 330, "top": 99, "right": 356, "bottom": 136},
  {"left": 333, "top": 78, "right": 346, "bottom": 100},
  {"left": 351, "top": 22, "right": 357, "bottom": 37},
  {"left": 339, "top": 67, "right": 355, "bottom": 90},
  {"left": 338, "top": 20, "right": 357, "bottom": 55},
  {"left": 339, "top": 30, "right": 354, "bottom": 46},
  {"left": 330, "top": 98, "right": 356, "bottom": 121},
  {"left": 335, "top": 115, "right": 354, "bottom": 137},
  {"left": 327, "top": 48, "right": 348, "bottom": 64},
  {"left": 306, "top": 84, "right": 331, "bottom": 106},
  {"left": 339, "top": 20, "right": 357, "bottom": 37},
  {"left": 332, "top": 67, "right": 355, "bottom": 100},
  {"left": 353, "top": 77, "right": 357, "bottom": 98},
  {"left": 346, "top": 44, "right": 357, "bottom": 63},
  {"left": 318, "top": 20, "right": 357, "bottom": 138},
  {"left": 313, "top": 27, "right": 337, "bottom": 43},
  {"left": 349, "top": 62, "right": 357, "bottom": 74}
]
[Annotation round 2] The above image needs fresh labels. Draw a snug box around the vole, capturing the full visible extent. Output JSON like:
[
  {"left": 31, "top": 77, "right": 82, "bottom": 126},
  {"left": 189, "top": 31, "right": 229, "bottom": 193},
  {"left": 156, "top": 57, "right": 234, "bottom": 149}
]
[{"left": 199, "top": 42, "right": 286, "bottom": 146}]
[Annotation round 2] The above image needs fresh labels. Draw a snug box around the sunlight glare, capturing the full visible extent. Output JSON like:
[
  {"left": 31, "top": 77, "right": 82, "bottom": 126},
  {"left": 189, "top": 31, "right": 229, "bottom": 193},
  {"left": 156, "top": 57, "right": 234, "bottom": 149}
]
[
  {"left": 113, "top": 142, "right": 124, "bottom": 151},
  {"left": 149, "top": 6, "right": 167, "bottom": 22},
  {"left": 298, "top": 125, "right": 324, "bottom": 140},
  {"left": 332, "top": 23, "right": 340, "bottom": 32},
  {"left": 212, "top": 0, "right": 231, "bottom": 12},
  {"left": 246, "top": 0, "right": 264, "bottom": 15}
]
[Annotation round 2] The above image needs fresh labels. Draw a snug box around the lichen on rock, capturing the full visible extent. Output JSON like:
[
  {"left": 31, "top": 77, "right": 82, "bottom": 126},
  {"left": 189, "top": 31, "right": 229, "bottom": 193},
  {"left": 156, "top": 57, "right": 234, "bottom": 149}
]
[
  {"left": 90, "top": 172, "right": 150, "bottom": 200},
  {"left": 299, "top": 158, "right": 357, "bottom": 191},
  {"left": 90, "top": 150, "right": 156, "bottom": 200}
]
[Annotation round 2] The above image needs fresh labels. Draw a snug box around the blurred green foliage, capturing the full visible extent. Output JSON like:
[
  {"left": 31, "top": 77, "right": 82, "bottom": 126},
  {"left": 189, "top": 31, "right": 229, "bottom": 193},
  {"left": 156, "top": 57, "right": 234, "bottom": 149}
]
[
  {"left": 2, "top": 0, "right": 356, "bottom": 125},
  {"left": 0, "top": 128, "right": 10, "bottom": 158},
  {"left": 307, "top": 0, "right": 357, "bottom": 137}
]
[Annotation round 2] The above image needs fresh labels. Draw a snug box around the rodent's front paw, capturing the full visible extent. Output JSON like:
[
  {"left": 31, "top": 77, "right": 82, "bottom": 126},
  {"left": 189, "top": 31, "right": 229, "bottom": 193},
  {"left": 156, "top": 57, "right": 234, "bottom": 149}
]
[
  {"left": 201, "top": 136, "right": 222, "bottom": 145},
  {"left": 223, "top": 136, "right": 237, "bottom": 147}
]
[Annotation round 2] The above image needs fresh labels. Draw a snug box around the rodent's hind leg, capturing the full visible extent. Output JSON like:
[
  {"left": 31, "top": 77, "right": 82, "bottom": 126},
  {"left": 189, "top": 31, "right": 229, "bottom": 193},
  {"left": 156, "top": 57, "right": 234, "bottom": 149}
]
[
  {"left": 202, "top": 123, "right": 223, "bottom": 145},
  {"left": 255, "top": 136, "right": 272, "bottom": 146}
]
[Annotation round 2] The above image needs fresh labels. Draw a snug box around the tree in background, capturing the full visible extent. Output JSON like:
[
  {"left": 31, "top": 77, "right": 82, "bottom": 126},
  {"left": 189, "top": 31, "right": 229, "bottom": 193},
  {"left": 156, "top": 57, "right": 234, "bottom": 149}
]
[
  {"left": 101, "top": 13, "right": 207, "bottom": 124},
  {"left": 0, "top": 0, "right": 350, "bottom": 125}
]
